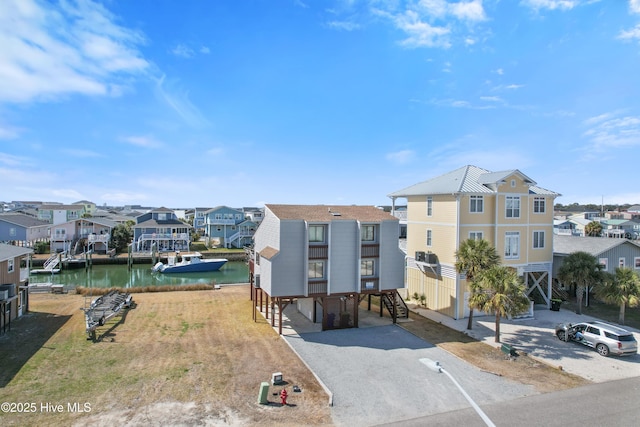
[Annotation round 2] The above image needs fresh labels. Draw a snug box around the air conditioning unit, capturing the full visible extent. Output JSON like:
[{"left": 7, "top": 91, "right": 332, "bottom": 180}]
[
  {"left": 415, "top": 251, "right": 426, "bottom": 262},
  {"left": 0, "top": 290, "right": 8, "bottom": 300},
  {"left": 425, "top": 252, "right": 438, "bottom": 265}
]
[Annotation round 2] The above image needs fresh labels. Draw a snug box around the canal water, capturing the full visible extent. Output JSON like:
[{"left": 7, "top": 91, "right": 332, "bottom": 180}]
[{"left": 29, "top": 261, "right": 249, "bottom": 289}]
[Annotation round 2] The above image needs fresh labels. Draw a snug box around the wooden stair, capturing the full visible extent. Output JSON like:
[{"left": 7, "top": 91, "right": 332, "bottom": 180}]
[{"left": 381, "top": 291, "right": 409, "bottom": 320}]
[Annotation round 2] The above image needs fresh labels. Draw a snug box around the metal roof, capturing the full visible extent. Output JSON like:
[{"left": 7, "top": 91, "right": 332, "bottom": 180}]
[
  {"left": 0, "top": 243, "right": 33, "bottom": 261},
  {"left": 0, "top": 213, "right": 50, "bottom": 228},
  {"left": 388, "top": 165, "right": 560, "bottom": 198},
  {"left": 553, "top": 235, "right": 640, "bottom": 256}
]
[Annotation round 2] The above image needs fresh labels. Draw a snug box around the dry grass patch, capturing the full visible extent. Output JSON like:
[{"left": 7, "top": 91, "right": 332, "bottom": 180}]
[
  {"left": 398, "top": 310, "right": 589, "bottom": 393},
  {"left": 0, "top": 286, "right": 332, "bottom": 426}
]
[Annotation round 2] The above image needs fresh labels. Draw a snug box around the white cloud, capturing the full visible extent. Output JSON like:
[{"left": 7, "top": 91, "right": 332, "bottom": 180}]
[
  {"left": 520, "top": 0, "right": 579, "bottom": 11},
  {"left": 200, "top": 46, "right": 211, "bottom": 54},
  {"left": 630, "top": 0, "right": 640, "bottom": 14},
  {"left": 371, "top": 0, "right": 488, "bottom": 49},
  {"left": 154, "top": 75, "right": 210, "bottom": 128},
  {"left": 386, "top": 149, "right": 415, "bottom": 165},
  {"left": 60, "top": 148, "right": 103, "bottom": 157},
  {"left": 0, "top": 0, "right": 149, "bottom": 104},
  {"left": 327, "top": 20, "right": 361, "bottom": 31},
  {"left": 495, "top": 68, "right": 504, "bottom": 75},
  {"left": 121, "top": 135, "right": 163, "bottom": 148},
  {"left": 480, "top": 96, "right": 503, "bottom": 102},
  {"left": 171, "top": 44, "right": 195, "bottom": 58},
  {"left": 393, "top": 10, "right": 451, "bottom": 48},
  {"left": 0, "top": 123, "right": 22, "bottom": 139},
  {"left": 449, "top": 0, "right": 487, "bottom": 22},
  {"left": 583, "top": 112, "right": 640, "bottom": 149},
  {"left": 618, "top": 24, "right": 640, "bottom": 42}
]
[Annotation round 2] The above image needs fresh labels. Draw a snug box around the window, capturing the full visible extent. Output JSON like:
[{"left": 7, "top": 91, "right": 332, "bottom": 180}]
[
  {"left": 511, "top": 179, "right": 516, "bottom": 187},
  {"left": 599, "top": 258, "right": 608, "bottom": 271},
  {"left": 506, "top": 196, "right": 520, "bottom": 218},
  {"left": 308, "top": 261, "right": 324, "bottom": 279},
  {"left": 426, "top": 196, "right": 433, "bottom": 216},
  {"left": 8, "top": 258, "right": 14, "bottom": 273},
  {"left": 361, "top": 260, "right": 374, "bottom": 276},
  {"left": 215, "top": 213, "right": 222, "bottom": 220},
  {"left": 426, "top": 229, "right": 432, "bottom": 247},
  {"left": 635, "top": 257, "right": 640, "bottom": 269},
  {"left": 533, "top": 231, "right": 545, "bottom": 249},
  {"left": 157, "top": 213, "right": 166, "bottom": 221},
  {"left": 9, "top": 227, "right": 16, "bottom": 236},
  {"left": 469, "top": 232, "right": 483, "bottom": 240},
  {"left": 533, "top": 197, "right": 546, "bottom": 213},
  {"left": 361, "top": 225, "right": 375, "bottom": 242},
  {"left": 619, "top": 257, "right": 626, "bottom": 268},
  {"left": 505, "top": 232, "right": 519, "bottom": 259},
  {"left": 309, "top": 225, "right": 325, "bottom": 243},
  {"left": 470, "top": 196, "right": 484, "bottom": 213}
]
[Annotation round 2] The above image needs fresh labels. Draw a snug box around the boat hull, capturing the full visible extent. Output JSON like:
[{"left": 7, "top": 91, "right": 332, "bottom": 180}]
[{"left": 155, "top": 259, "right": 227, "bottom": 274}]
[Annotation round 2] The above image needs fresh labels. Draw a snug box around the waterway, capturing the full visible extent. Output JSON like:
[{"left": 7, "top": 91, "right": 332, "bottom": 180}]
[{"left": 28, "top": 261, "right": 249, "bottom": 289}]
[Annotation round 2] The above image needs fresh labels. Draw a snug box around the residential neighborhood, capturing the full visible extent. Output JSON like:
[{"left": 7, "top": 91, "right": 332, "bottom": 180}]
[{"left": 2, "top": 165, "right": 640, "bottom": 426}]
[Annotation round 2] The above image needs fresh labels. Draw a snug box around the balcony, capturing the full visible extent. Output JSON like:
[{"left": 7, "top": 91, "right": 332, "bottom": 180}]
[
  {"left": 361, "top": 244, "right": 379, "bottom": 258},
  {"left": 309, "top": 245, "right": 328, "bottom": 259},
  {"left": 308, "top": 281, "right": 328, "bottom": 295}
]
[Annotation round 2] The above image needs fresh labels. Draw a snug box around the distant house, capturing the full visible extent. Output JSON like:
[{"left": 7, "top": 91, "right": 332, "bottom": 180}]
[
  {"left": 203, "top": 206, "right": 255, "bottom": 248},
  {"left": 242, "top": 207, "right": 264, "bottom": 224},
  {"left": 132, "top": 207, "right": 191, "bottom": 252},
  {"left": 49, "top": 218, "right": 116, "bottom": 254},
  {"left": 37, "top": 204, "right": 85, "bottom": 225},
  {"left": 0, "top": 243, "right": 33, "bottom": 332},
  {"left": 553, "top": 235, "right": 640, "bottom": 279},
  {"left": 73, "top": 200, "right": 97, "bottom": 217},
  {"left": 192, "top": 207, "right": 212, "bottom": 236},
  {"left": 0, "top": 213, "right": 50, "bottom": 246},
  {"left": 250, "top": 204, "right": 406, "bottom": 333}
]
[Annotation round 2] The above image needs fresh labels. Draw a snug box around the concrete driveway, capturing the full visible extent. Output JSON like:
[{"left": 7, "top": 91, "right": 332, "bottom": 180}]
[{"left": 437, "top": 306, "right": 640, "bottom": 383}]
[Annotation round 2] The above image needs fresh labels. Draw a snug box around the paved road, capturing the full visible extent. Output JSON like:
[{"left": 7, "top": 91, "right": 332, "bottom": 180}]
[
  {"left": 278, "top": 304, "right": 640, "bottom": 426},
  {"left": 378, "top": 376, "right": 640, "bottom": 427}
]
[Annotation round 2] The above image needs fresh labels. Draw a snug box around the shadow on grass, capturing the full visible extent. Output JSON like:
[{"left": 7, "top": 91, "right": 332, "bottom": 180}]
[
  {"left": 0, "top": 311, "right": 72, "bottom": 387},
  {"left": 90, "top": 303, "right": 135, "bottom": 343}
]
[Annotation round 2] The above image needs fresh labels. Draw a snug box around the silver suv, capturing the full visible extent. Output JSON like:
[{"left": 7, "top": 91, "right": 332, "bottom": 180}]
[{"left": 555, "top": 321, "right": 638, "bottom": 357}]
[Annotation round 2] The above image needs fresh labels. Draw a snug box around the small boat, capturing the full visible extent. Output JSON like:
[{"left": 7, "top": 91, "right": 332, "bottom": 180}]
[{"left": 152, "top": 252, "right": 227, "bottom": 274}]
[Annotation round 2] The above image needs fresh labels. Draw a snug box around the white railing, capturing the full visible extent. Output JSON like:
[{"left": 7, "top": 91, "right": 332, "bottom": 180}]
[
  {"left": 87, "top": 234, "right": 110, "bottom": 244},
  {"left": 139, "top": 233, "right": 189, "bottom": 240}
]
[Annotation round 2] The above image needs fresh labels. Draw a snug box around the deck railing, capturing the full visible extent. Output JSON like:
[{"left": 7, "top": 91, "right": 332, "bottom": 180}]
[
  {"left": 308, "top": 281, "right": 328, "bottom": 295},
  {"left": 361, "top": 244, "right": 379, "bottom": 258},
  {"left": 308, "top": 245, "right": 328, "bottom": 259}
]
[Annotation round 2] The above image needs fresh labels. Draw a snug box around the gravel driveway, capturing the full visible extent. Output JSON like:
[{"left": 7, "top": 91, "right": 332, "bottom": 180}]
[{"left": 284, "top": 325, "right": 537, "bottom": 426}]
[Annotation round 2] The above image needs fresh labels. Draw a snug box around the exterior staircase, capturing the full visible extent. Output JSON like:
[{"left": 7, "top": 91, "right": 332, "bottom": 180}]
[
  {"left": 43, "top": 253, "right": 60, "bottom": 272},
  {"left": 381, "top": 291, "right": 409, "bottom": 320}
]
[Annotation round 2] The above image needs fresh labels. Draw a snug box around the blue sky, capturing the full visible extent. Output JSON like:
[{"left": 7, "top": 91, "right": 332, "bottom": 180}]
[{"left": 1, "top": 0, "right": 640, "bottom": 209}]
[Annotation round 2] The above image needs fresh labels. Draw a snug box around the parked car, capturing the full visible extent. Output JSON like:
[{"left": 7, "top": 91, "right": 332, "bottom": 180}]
[{"left": 555, "top": 321, "right": 638, "bottom": 357}]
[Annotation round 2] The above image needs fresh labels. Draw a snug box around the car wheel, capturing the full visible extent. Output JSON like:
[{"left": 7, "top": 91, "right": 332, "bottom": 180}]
[
  {"left": 556, "top": 331, "right": 566, "bottom": 341},
  {"left": 596, "top": 343, "right": 610, "bottom": 357}
]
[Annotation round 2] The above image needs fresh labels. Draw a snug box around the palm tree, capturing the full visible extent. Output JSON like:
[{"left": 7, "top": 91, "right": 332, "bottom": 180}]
[
  {"left": 585, "top": 221, "right": 602, "bottom": 237},
  {"left": 596, "top": 267, "right": 640, "bottom": 325},
  {"left": 474, "top": 266, "right": 531, "bottom": 343},
  {"left": 455, "top": 239, "right": 501, "bottom": 330},
  {"left": 557, "top": 251, "right": 603, "bottom": 315}
]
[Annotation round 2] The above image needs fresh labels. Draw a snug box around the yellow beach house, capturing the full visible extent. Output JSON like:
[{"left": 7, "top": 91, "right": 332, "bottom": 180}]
[{"left": 388, "top": 165, "right": 560, "bottom": 320}]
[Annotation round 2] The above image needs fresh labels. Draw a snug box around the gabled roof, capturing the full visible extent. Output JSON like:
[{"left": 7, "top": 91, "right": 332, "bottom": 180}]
[
  {"left": 0, "top": 213, "right": 50, "bottom": 228},
  {"left": 388, "top": 165, "right": 560, "bottom": 198},
  {"left": 553, "top": 235, "right": 640, "bottom": 256},
  {"left": 0, "top": 243, "right": 33, "bottom": 261},
  {"left": 266, "top": 204, "right": 396, "bottom": 222}
]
